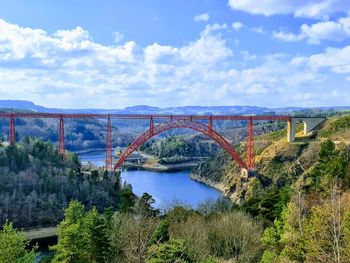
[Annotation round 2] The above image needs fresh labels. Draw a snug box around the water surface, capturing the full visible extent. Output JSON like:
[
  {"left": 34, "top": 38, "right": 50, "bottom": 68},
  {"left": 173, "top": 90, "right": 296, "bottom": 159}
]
[{"left": 77, "top": 150, "right": 222, "bottom": 208}]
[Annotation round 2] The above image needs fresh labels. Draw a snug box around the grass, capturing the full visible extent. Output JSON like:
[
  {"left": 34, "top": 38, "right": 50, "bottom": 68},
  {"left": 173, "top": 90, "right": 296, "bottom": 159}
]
[{"left": 23, "top": 226, "right": 57, "bottom": 240}]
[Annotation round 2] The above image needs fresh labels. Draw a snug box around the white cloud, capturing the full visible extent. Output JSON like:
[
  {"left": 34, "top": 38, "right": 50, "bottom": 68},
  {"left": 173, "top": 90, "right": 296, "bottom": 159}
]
[
  {"left": 232, "top": 22, "right": 244, "bottom": 30},
  {"left": 273, "top": 31, "right": 304, "bottom": 42},
  {"left": 194, "top": 13, "right": 210, "bottom": 22},
  {"left": 203, "top": 23, "right": 228, "bottom": 35},
  {"left": 0, "top": 19, "right": 350, "bottom": 108},
  {"left": 228, "top": 0, "right": 350, "bottom": 18},
  {"left": 273, "top": 16, "right": 350, "bottom": 43},
  {"left": 251, "top": 27, "right": 265, "bottom": 34}
]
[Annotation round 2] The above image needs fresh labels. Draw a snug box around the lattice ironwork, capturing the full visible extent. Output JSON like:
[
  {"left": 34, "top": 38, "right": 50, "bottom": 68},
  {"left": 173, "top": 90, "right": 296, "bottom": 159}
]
[{"left": 114, "top": 119, "right": 248, "bottom": 170}]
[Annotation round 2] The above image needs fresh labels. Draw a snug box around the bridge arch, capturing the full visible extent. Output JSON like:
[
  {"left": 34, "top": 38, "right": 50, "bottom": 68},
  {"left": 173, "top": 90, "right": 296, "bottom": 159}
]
[{"left": 114, "top": 119, "right": 248, "bottom": 171}]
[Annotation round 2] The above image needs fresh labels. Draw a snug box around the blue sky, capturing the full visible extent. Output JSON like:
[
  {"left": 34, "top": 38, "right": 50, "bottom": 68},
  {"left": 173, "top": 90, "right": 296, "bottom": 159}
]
[{"left": 0, "top": 0, "right": 350, "bottom": 108}]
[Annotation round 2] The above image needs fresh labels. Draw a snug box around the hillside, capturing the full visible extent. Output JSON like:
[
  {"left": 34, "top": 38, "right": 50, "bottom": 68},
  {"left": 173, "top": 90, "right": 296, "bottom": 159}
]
[{"left": 192, "top": 115, "right": 350, "bottom": 206}]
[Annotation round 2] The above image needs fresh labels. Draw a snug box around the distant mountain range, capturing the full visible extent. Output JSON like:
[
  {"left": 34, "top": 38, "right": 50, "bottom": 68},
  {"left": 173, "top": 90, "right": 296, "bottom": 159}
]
[{"left": 0, "top": 100, "right": 349, "bottom": 115}]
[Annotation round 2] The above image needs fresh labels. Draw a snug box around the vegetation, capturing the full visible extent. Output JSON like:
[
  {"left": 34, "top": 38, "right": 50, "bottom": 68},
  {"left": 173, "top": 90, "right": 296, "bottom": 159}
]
[
  {"left": 2, "top": 112, "right": 350, "bottom": 262},
  {"left": 41, "top": 197, "right": 262, "bottom": 263},
  {"left": 140, "top": 136, "right": 220, "bottom": 163},
  {"left": 0, "top": 138, "right": 122, "bottom": 228},
  {"left": 0, "top": 220, "right": 37, "bottom": 263}
]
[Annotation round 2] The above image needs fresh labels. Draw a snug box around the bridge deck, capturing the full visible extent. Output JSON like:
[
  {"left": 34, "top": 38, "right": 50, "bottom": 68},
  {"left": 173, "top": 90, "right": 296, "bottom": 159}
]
[{"left": 0, "top": 112, "right": 292, "bottom": 121}]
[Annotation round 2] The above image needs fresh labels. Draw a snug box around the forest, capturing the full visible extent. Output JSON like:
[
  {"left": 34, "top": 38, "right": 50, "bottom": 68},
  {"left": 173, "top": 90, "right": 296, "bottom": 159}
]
[
  {"left": 1, "top": 137, "right": 350, "bottom": 262},
  {"left": 0, "top": 137, "right": 125, "bottom": 228}
]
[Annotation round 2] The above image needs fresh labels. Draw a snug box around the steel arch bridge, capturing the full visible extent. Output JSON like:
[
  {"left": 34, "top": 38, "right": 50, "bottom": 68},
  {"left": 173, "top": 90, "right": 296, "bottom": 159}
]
[
  {"left": 0, "top": 112, "right": 295, "bottom": 172},
  {"left": 114, "top": 119, "right": 248, "bottom": 170}
]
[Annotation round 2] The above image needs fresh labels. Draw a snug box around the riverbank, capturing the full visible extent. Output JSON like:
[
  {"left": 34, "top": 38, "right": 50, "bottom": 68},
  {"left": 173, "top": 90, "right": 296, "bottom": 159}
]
[
  {"left": 190, "top": 173, "right": 242, "bottom": 204},
  {"left": 124, "top": 160, "right": 201, "bottom": 172},
  {"left": 189, "top": 172, "right": 228, "bottom": 194},
  {"left": 74, "top": 148, "right": 106, "bottom": 154}
]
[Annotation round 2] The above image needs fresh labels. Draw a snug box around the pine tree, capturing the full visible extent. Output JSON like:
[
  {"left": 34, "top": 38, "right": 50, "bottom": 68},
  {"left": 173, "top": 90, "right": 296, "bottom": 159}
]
[
  {"left": 51, "top": 200, "right": 88, "bottom": 263},
  {"left": 84, "top": 207, "right": 110, "bottom": 263},
  {"left": 0, "top": 220, "right": 37, "bottom": 263}
]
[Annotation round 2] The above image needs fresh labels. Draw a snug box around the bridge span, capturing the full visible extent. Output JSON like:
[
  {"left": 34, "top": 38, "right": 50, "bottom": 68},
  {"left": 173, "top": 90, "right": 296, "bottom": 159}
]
[{"left": 0, "top": 113, "right": 325, "bottom": 172}]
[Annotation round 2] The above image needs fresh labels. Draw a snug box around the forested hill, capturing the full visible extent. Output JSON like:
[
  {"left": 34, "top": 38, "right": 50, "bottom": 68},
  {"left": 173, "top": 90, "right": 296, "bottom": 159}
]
[
  {"left": 193, "top": 114, "right": 350, "bottom": 261},
  {"left": 193, "top": 115, "right": 350, "bottom": 201},
  {"left": 0, "top": 138, "right": 122, "bottom": 228}
]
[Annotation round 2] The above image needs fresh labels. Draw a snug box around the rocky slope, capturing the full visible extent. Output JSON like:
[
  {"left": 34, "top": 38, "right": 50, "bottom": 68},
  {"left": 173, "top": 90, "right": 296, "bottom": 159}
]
[{"left": 191, "top": 115, "right": 350, "bottom": 203}]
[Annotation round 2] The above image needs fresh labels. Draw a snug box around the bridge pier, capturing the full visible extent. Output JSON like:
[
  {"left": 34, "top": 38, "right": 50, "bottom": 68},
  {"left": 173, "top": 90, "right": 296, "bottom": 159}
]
[
  {"left": 9, "top": 115, "right": 15, "bottom": 145},
  {"left": 58, "top": 116, "right": 65, "bottom": 157},
  {"left": 105, "top": 115, "right": 113, "bottom": 172},
  {"left": 241, "top": 168, "right": 256, "bottom": 178},
  {"left": 287, "top": 117, "right": 325, "bottom": 142}
]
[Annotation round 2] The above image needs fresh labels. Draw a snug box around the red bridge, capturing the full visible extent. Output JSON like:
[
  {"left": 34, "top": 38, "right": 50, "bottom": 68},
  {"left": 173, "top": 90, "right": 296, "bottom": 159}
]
[{"left": 0, "top": 113, "right": 293, "bottom": 172}]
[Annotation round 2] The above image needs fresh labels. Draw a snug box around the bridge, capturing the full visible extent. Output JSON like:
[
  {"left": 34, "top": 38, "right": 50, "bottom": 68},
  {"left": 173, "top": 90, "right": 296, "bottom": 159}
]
[{"left": 0, "top": 113, "right": 325, "bottom": 172}]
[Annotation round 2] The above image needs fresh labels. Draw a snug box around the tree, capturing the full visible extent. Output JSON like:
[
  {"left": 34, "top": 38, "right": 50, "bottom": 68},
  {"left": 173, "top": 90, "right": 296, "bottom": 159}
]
[
  {"left": 279, "top": 191, "right": 307, "bottom": 262},
  {"left": 147, "top": 239, "right": 192, "bottom": 263},
  {"left": 136, "top": 193, "right": 160, "bottom": 218},
  {"left": 305, "top": 185, "right": 346, "bottom": 263},
  {"left": 119, "top": 183, "right": 135, "bottom": 213},
  {"left": 51, "top": 200, "right": 88, "bottom": 263},
  {"left": 0, "top": 220, "right": 37, "bottom": 263},
  {"left": 84, "top": 207, "right": 110, "bottom": 263},
  {"left": 344, "top": 211, "right": 350, "bottom": 259},
  {"left": 109, "top": 213, "right": 159, "bottom": 263}
]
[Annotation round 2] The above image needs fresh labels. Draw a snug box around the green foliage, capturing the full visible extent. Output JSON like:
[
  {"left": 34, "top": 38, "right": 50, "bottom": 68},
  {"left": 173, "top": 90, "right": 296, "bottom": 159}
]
[
  {"left": 306, "top": 139, "right": 348, "bottom": 192},
  {"left": 149, "top": 219, "right": 170, "bottom": 245},
  {"left": 320, "top": 115, "right": 350, "bottom": 137},
  {"left": 140, "top": 136, "right": 219, "bottom": 159},
  {"left": 51, "top": 200, "right": 110, "bottom": 263},
  {"left": 197, "top": 197, "right": 236, "bottom": 216},
  {"left": 147, "top": 239, "right": 192, "bottom": 263},
  {"left": 242, "top": 186, "right": 290, "bottom": 225},
  {"left": 0, "top": 220, "right": 37, "bottom": 263},
  {"left": 51, "top": 200, "right": 87, "bottom": 262},
  {"left": 0, "top": 138, "right": 119, "bottom": 228},
  {"left": 119, "top": 183, "right": 135, "bottom": 213},
  {"left": 136, "top": 193, "right": 160, "bottom": 218}
]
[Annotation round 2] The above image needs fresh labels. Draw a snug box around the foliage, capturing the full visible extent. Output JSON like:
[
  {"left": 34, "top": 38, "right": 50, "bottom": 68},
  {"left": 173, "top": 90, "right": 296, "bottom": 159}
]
[
  {"left": 0, "top": 138, "right": 120, "bottom": 228},
  {"left": 320, "top": 115, "right": 350, "bottom": 137},
  {"left": 51, "top": 200, "right": 110, "bottom": 263},
  {"left": 0, "top": 220, "right": 37, "bottom": 263},
  {"left": 140, "top": 136, "right": 220, "bottom": 159},
  {"left": 136, "top": 193, "right": 160, "bottom": 218},
  {"left": 147, "top": 239, "right": 192, "bottom": 263},
  {"left": 119, "top": 183, "right": 136, "bottom": 214}
]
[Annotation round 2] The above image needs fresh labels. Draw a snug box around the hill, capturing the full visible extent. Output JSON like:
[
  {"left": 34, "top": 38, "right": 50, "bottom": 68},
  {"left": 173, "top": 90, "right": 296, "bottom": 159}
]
[
  {"left": 192, "top": 115, "right": 350, "bottom": 206},
  {"left": 2, "top": 99, "right": 350, "bottom": 115}
]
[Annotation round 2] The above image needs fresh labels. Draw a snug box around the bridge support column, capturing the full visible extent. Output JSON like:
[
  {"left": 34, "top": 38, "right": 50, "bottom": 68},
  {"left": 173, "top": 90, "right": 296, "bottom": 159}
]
[
  {"left": 58, "top": 116, "right": 65, "bottom": 157},
  {"left": 287, "top": 117, "right": 325, "bottom": 142},
  {"left": 303, "top": 118, "right": 325, "bottom": 134},
  {"left": 246, "top": 117, "right": 255, "bottom": 170},
  {"left": 208, "top": 116, "right": 213, "bottom": 134},
  {"left": 105, "top": 115, "right": 113, "bottom": 172},
  {"left": 150, "top": 116, "right": 154, "bottom": 135},
  {"left": 9, "top": 115, "right": 15, "bottom": 145},
  {"left": 241, "top": 168, "right": 256, "bottom": 178},
  {"left": 287, "top": 119, "right": 296, "bottom": 142}
]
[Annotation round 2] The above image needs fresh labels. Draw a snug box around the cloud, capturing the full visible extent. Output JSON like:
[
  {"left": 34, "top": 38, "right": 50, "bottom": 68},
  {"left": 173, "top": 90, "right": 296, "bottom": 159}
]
[
  {"left": 0, "top": 19, "right": 350, "bottom": 108},
  {"left": 273, "top": 31, "right": 305, "bottom": 42},
  {"left": 251, "top": 27, "right": 265, "bottom": 34},
  {"left": 194, "top": 13, "right": 210, "bottom": 22},
  {"left": 228, "top": 0, "right": 350, "bottom": 18},
  {"left": 113, "top": 32, "right": 124, "bottom": 43},
  {"left": 232, "top": 22, "right": 244, "bottom": 30},
  {"left": 273, "top": 16, "right": 350, "bottom": 43}
]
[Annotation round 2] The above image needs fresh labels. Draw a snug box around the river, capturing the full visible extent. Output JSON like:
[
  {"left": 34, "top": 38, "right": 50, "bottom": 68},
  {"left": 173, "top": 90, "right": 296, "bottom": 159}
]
[
  {"left": 78, "top": 150, "right": 222, "bottom": 208},
  {"left": 34, "top": 150, "right": 222, "bottom": 261}
]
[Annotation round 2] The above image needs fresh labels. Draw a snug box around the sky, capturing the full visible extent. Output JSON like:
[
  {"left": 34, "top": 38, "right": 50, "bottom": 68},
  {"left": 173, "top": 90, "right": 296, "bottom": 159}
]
[{"left": 0, "top": 0, "right": 350, "bottom": 109}]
